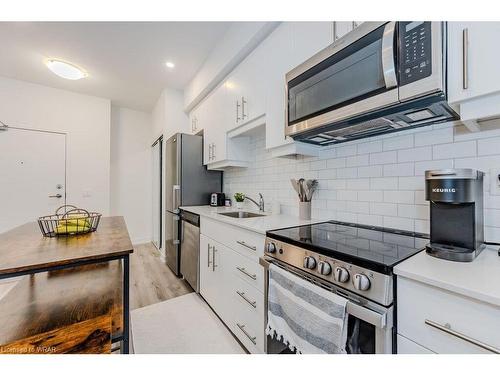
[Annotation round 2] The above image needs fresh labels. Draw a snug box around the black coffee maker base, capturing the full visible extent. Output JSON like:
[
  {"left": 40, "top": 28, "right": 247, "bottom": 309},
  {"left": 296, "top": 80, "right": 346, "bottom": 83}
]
[{"left": 426, "top": 243, "right": 486, "bottom": 262}]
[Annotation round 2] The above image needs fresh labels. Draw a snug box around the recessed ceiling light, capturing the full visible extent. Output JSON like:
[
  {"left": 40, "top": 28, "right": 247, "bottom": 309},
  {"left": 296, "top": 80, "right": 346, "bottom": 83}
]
[
  {"left": 165, "top": 61, "right": 175, "bottom": 69},
  {"left": 46, "top": 59, "right": 88, "bottom": 80}
]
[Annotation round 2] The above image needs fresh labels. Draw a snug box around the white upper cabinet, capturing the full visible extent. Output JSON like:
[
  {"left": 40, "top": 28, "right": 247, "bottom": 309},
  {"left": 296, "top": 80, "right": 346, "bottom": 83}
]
[
  {"left": 189, "top": 105, "right": 202, "bottom": 135},
  {"left": 226, "top": 48, "right": 266, "bottom": 131},
  {"left": 200, "top": 83, "right": 251, "bottom": 169},
  {"left": 263, "top": 22, "right": 332, "bottom": 155},
  {"left": 448, "top": 22, "right": 500, "bottom": 104}
]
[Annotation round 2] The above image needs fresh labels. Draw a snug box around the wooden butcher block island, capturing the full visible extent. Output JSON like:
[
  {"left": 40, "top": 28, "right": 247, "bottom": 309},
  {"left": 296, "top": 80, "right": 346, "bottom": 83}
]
[{"left": 0, "top": 216, "right": 133, "bottom": 354}]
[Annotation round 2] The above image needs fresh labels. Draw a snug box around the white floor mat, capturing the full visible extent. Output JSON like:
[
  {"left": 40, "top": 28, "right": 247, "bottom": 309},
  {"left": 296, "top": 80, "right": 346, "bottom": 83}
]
[{"left": 131, "top": 293, "right": 245, "bottom": 354}]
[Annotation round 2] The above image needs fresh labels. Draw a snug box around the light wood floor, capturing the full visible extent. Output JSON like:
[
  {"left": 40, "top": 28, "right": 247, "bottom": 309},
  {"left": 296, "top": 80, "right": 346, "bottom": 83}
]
[{"left": 130, "top": 243, "right": 193, "bottom": 310}]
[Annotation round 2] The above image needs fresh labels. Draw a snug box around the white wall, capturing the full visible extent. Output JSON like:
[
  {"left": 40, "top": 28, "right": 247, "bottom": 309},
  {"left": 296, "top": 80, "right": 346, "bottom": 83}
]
[
  {"left": 224, "top": 121, "right": 500, "bottom": 243},
  {"left": 0, "top": 76, "right": 111, "bottom": 214},
  {"left": 110, "top": 106, "right": 152, "bottom": 244}
]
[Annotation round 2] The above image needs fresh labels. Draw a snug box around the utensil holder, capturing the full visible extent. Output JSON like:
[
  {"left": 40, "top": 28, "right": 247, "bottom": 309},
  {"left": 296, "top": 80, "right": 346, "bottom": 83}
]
[{"left": 299, "top": 201, "right": 311, "bottom": 220}]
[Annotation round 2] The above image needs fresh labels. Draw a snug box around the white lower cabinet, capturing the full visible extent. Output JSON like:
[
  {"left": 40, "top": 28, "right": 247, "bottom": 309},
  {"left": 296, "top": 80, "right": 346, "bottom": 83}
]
[
  {"left": 397, "top": 334, "right": 434, "bottom": 354},
  {"left": 397, "top": 277, "right": 500, "bottom": 354},
  {"left": 200, "top": 220, "right": 266, "bottom": 353}
]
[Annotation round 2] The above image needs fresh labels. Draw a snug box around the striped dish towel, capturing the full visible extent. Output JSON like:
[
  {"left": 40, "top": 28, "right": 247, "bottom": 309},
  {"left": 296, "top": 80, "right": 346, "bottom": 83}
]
[{"left": 266, "top": 263, "right": 349, "bottom": 354}]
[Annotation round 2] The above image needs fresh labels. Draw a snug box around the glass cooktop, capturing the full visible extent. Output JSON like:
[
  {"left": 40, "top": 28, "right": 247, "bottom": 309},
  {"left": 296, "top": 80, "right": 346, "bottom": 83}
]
[{"left": 266, "top": 221, "right": 429, "bottom": 273}]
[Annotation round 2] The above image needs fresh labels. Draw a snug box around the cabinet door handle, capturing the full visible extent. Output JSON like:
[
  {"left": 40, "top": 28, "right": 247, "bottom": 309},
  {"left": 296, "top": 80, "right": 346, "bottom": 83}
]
[
  {"left": 207, "top": 244, "right": 212, "bottom": 267},
  {"left": 462, "top": 28, "right": 469, "bottom": 90},
  {"left": 236, "top": 240, "right": 256, "bottom": 251},
  {"left": 333, "top": 22, "right": 337, "bottom": 41},
  {"left": 236, "top": 323, "right": 257, "bottom": 345},
  {"left": 236, "top": 266, "right": 257, "bottom": 280},
  {"left": 425, "top": 319, "right": 500, "bottom": 354},
  {"left": 212, "top": 246, "right": 217, "bottom": 271},
  {"left": 241, "top": 96, "right": 247, "bottom": 119},
  {"left": 213, "top": 144, "right": 216, "bottom": 160},
  {"left": 236, "top": 100, "right": 241, "bottom": 122},
  {"left": 236, "top": 290, "right": 257, "bottom": 308}
]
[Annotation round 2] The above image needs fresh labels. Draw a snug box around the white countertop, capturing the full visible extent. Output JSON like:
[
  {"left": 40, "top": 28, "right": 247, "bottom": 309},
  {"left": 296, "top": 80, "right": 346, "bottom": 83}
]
[
  {"left": 395, "top": 245, "right": 500, "bottom": 307},
  {"left": 179, "top": 205, "right": 323, "bottom": 235}
]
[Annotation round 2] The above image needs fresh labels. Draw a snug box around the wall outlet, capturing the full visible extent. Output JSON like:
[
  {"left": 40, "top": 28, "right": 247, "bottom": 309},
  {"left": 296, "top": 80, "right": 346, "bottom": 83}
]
[
  {"left": 490, "top": 169, "right": 500, "bottom": 196},
  {"left": 82, "top": 190, "right": 92, "bottom": 198}
]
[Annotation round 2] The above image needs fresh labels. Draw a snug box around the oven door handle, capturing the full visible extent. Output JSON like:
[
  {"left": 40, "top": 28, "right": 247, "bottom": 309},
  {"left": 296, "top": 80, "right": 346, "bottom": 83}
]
[
  {"left": 381, "top": 21, "right": 398, "bottom": 89},
  {"left": 260, "top": 256, "right": 388, "bottom": 330}
]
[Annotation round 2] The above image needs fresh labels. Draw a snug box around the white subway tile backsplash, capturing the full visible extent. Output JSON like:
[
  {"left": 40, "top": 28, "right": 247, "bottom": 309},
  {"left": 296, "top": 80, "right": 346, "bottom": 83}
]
[
  {"left": 358, "top": 165, "right": 383, "bottom": 178},
  {"left": 369, "top": 151, "right": 397, "bottom": 165},
  {"left": 397, "top": 146, "right": 432, "bottom": 162},
  {"left": 477, "top": 137, "right": 500, "bottom": 156},
  {"left": 370, "top": 202, "right": 398, "bottom": 216},
  {"left": 336, "top": 144, "right": 357, "bottom": 157},
  {"left": 414, "top": 159, "right": 454, "bottom": 176},
  {"left": 337, "top": 167, "right": 358, "bottom": 178},
  {"left": 433, "top": 140, "right": 477, "bottom": 160},
  {"left": 383, "top": 134, "right": 414, "bottom": 151},
  {"left": 357, "top": 140, "right": 383, "bottom": 154},
  {"left": 358, "top": 190, "right": 384, "bottom": 202},
  {"left": 383, "top": 216, "right": 414, "bottom": 231},
  {"left": 346, "top": 178, "right": 370, "bottom": 190},
  {"left": 398, "top": 176, "right": 425, "bottom": 190},
  {"left": 224, "top": 124, "right": 500, "bottom": 240},
  {"left": 346, "top": 154, "right": 369, "bottom": 167},
  {"left": 383, "top": 162, "right": 414, "bottom": 177},
  {"left": 337, "top": 190, "right": 358, "bottom": 201},
  {"left": 383, "top": 190, "right": 414, "bottom": 204},
  {"left": 398, "top": 204, "right": 429, "bottom": 220},
  {"left": 414, "top": 126, "right": 453, "bottom": 146},
  {"left": 370, "top": 177, "right": 398, "bottom": 190}
]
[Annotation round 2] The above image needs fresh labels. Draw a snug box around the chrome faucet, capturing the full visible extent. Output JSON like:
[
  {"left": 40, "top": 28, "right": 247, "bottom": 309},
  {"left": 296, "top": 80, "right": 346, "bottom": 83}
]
[{"left": 245, "top": 193, "right": 265, "bottom": 212}]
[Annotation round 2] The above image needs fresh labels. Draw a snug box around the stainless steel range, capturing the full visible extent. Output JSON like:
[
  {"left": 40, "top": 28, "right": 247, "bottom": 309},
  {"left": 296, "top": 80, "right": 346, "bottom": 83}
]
[{"left": 261, "top": 220, "right": 428, "bottom": 354}]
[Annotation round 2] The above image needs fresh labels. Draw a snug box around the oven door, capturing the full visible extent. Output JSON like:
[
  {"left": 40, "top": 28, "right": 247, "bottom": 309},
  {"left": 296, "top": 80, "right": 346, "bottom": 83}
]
[
  {"left": 286, "top": 22, "right": 399, "bottom": 137},
  {"left": 260, "top": 256, "right": 394, "bottom": 354}
]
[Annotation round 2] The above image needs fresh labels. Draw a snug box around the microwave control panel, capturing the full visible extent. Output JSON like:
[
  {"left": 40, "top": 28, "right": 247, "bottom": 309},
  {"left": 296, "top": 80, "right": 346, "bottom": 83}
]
[{"left": 399, "top": 21, "right": 432, "bottom": 86}]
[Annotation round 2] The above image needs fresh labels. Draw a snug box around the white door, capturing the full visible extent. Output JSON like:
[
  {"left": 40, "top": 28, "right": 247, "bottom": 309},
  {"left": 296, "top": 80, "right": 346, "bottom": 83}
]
[
  {"left": 0, "top": 127, "right": 66, "bottom": 233},
  {"left": 151, "top": 137, "right": 162, "bottom": 250}
]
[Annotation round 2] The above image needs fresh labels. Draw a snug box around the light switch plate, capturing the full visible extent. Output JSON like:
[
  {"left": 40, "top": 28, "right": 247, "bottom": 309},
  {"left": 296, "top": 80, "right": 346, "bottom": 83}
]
[{"left": 490, "top": 168, "right": 500, "bottom": 195}]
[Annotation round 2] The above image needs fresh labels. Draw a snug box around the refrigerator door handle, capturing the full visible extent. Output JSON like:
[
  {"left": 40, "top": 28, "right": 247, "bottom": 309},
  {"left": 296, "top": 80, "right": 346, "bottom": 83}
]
[{"left": 173, "top": 185, "right": 181, "bottom": 213}]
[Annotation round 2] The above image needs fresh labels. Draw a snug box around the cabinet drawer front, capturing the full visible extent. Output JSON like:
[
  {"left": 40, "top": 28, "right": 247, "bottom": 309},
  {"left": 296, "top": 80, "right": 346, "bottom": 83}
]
[
  {"left": 397, "top": 277, "right": 500, "bottom": 354},
  {"left": 231, "top": 274, "right": 265, "bottom": 320},
  {"left": 230, "top": 249, "right": 265, "bottom": 293},
  {"left": 201, "top": 218, "right": 265, "bottom": 259},
  {"left": 397, "top": 334, "right": 434, "bottom": 354}
]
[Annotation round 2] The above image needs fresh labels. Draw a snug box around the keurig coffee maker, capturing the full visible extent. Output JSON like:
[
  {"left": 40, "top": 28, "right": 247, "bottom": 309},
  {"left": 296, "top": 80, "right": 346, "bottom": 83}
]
[{"left": 425, "top": 169, "right": 485, "bottom": 262}]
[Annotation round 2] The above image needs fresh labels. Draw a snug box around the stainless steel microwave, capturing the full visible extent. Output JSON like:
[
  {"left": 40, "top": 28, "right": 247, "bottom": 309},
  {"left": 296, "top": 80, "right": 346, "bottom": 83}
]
[{"left": 285, "top": 21, "right": 459, "bottom": 145}]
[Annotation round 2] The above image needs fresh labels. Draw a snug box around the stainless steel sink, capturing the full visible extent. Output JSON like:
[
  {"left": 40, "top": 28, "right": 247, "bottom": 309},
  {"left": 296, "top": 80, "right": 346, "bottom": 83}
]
[{"left": 218, "top": 211, "right": 265, "bottom": 219}]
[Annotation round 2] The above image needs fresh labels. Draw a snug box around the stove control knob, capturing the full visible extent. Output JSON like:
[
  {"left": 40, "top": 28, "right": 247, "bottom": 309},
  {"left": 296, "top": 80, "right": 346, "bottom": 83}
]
[
  {"left": 353, "top": 273, "right": 371, "bottom": 291},
  {"left": 317, "top": 261, "right": 332, "bottom": 275},
  {"left": 303, "top": 256, "right": 317, "bottom": 270},
  {"left": 266, "top": 242, "right": 277, "bottom": 253},
  {"left": 334, "top": 267, "right": 350, "bottom": 283}
]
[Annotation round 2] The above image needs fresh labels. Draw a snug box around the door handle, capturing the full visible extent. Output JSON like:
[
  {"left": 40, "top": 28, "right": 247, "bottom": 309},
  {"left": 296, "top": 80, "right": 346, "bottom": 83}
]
[
  {"left": 425, "top": 319, "right": 500, "bottom": 354},
  {"left": 207, "top": 244, "right": 212, "bottom": 267},
  {"left": 236, "top": 240, "right": 256, "bottom": 251},
  {"left": 381, "top": 21, "right": 398, "bottom": 89},
  {"left": 49, "top": 194, "right": 62, "bottom": 198},
  {"left": 462, "top": 28, "right": 469, "bottom": 90},
  {"left": 236, "top": 323, "right": 257, "bottom": 345},
  {"left": 236, "top": 290, "right": 257, "bottom": 308},
  {"left": 212, "top": 246, "right": 217, "bottom": 271},
  {"left": 172, "top": 185, "right": 180, "bottom": 213},
  {"left": 241, "top": 96, "right": 247, "bottom": 119},
  {"left": 236, "top": 100, "right": 241, "bottom": 122}
]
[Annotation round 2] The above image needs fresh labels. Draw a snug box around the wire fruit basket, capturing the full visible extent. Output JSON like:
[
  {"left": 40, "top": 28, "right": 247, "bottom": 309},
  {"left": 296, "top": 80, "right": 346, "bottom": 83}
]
[{"left": 38, "top": 205, "right": 102, "bottom": 237}]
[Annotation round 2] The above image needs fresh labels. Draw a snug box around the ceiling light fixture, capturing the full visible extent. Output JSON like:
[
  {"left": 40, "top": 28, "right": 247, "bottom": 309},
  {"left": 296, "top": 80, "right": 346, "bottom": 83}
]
[
  {"left": 165, "top": 61, "right": 175, "bottom": 69},
  {"left": 46, "top": 59, "right": 88, "bottom": 80}
]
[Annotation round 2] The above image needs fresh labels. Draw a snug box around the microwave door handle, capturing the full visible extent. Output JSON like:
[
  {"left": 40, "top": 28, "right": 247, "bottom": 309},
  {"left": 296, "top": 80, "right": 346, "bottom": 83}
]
[{"left": 381, "top": 21, "right": 398, "bottom": 89}]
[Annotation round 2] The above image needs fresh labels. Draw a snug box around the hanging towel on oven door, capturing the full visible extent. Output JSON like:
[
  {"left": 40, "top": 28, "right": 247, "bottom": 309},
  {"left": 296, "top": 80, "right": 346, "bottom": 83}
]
[{"left": 266, "top": 263, "right": 349, "bottom": 354}]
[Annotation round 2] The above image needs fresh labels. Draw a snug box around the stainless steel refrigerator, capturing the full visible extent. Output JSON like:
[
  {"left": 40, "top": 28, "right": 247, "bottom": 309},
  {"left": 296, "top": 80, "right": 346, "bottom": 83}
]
[{"left": 165, "top": 133, "right": 222, "bottom": 276}]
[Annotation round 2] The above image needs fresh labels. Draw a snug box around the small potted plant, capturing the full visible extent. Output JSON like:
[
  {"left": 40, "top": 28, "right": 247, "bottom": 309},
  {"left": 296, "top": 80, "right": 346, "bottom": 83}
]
[{"left": 234, "top": 193, "right": 245, "bottom": 210}]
